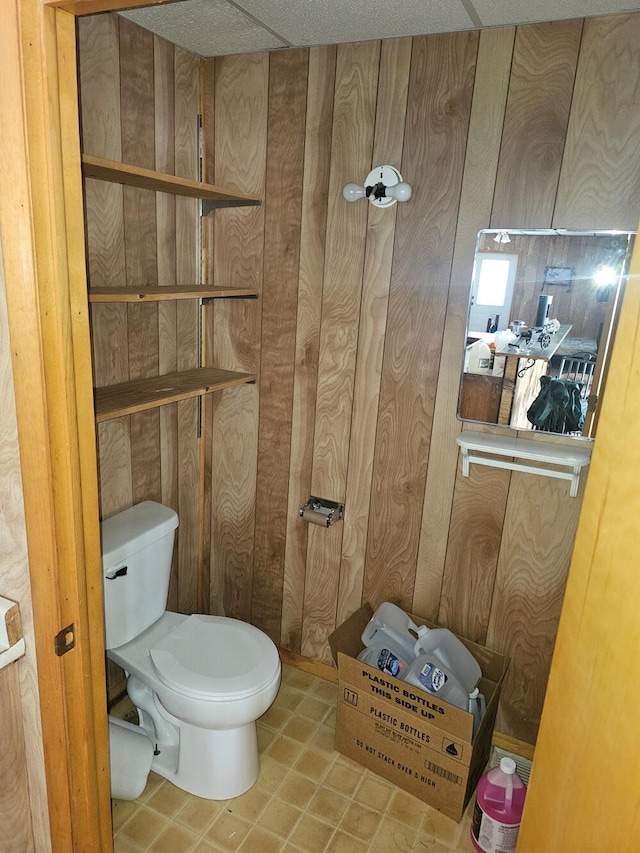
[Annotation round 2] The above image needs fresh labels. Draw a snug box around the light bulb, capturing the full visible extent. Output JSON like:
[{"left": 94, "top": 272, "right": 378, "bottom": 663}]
[
  {"left": 343, "top": 183, "right": 366, "bottom": 202},
  {"left": 385, "top": 181, "right": 412, "bottom": 202}
]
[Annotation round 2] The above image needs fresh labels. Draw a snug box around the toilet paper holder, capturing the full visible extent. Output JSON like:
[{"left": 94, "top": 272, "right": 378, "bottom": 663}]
[{"left": 299, "top": 496, "right": 345, "bottom": 527}]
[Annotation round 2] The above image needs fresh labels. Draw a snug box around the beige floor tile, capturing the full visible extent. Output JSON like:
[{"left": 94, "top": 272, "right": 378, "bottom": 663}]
[
  {"left": 296, "top": 694, "right": 333, "bottom": 722},
  {"left": 386, "top": 789, "right": 432, "bottom": 830},
  {"left": 309, "top": 678, "right": 338, "bottom": 704},
  {"left": 415, "top": 805, "right": 459, "bottom": 847},
  {"left": 111, "top": 799, "right": 140, "bottom": 832},
  {"left": 326, "top": 829, "right": 368, "bottom": 853},
  {"left": 282, "top": 667, "right": 319, "bottom": 693},
  {"left": 338, "top": 800, "right": 382, "bottom": 844},
  {"left": 256, "top": 754, "right": 290, "bottom": 793},
  {"left": 307, "top": 786, "right": 350, "bottom": 825},
  {"left": 292, "top": 747, "right": 334, "bottom": 782},
  {"left": 148, "top": 822, "right": 200, "bottom": 852},
  {"left": 266, "top": 734, "right": 305, "bottom": 766},
  {"left": 113, "top": 835, "right": 145, "bottom": 853},
  {"left": 289, "top": 812, "right": 335, "bottom": 853},
  {"left": 276, "top": 684, "right": 306, "bottom": 711},
  {"left": 369, "top": 814, "right": 418, "bottom": 853},
  {"left": 238, "top": 825, "right": 285, "bottom": 853},
  {"left": 139, "top": 772, "right": 165, "bottom": 803},
  {"left": 281, "top": 715, "right": 318, "bottom": 744},
  {"left": 323, "top": 759, "right": 364, "bottom": 797},
  {"left": 192, "top": 840, "right": 225, "bottom": 853},
  {"left": 259, "top": 704, "right": 292, "bottom": 731},
  {"left": 145, "top": 780, "right": 192, "bottom": 819},
  {"left": 309, "top": 725, "right": 336, "bottom": 755},
  {"left": 258, "top": 797, "right": 303, "bottom": 839},
  {"left": 205, "top": 811, "right": 252, "bottom": 852},
  {"left": 173, "top": 795, "right": 222, "bottom": 836},
  {"left": 119, "top": 805, "right": 169, "bottom": 848},
  {"left": 277, "top": 772, "right": 319, "bottom": 810},
  {"left": 256, "top": 724, "right": 277, "bottom": 753},
  {"left": 353, "top": 773, "right": 395, "bottom": 812},
  {"left": 225, "top": 785, "right": 270, "bottom": 822}
]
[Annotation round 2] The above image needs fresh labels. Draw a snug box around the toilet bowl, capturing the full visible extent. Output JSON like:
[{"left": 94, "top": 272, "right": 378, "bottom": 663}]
[{"left": 102, "top": 501, "right": 281, "bottom": 800}]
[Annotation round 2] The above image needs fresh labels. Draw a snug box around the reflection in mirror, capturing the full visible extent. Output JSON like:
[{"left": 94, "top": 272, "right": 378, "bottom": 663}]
[{"left": 458, "top": 229, "right": 635, "bottom": 438}]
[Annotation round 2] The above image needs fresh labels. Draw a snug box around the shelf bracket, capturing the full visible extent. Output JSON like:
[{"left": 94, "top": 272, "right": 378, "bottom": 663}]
[{"left": 456, "top": 430, "right": 592, "bottom": 497}]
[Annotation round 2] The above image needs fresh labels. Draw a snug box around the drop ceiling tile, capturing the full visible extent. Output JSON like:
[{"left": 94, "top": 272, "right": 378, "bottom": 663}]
[
  {"left": 235, "top": 0, "right": 476, "bottom": 46},
  {"left": 120, "top": 0, "right": 286, "bottom": 56},
  {"left": 472, "top": 0, "right": 640, "bottom": 27}
]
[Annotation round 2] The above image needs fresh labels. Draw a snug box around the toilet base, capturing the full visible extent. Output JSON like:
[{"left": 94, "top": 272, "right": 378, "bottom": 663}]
[{"left": 153, "top": 703, "right": 260, "bottom": 800}]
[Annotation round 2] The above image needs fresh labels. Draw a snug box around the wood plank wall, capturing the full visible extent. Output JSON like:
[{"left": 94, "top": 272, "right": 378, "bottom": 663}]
[
  {"left": 78, "top": 14, "right": 200, "bottom": 621},
  {"left": 79, "top": 12, "right": 640, "bottom": 745}
]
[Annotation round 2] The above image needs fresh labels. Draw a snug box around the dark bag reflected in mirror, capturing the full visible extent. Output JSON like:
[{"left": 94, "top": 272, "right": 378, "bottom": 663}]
[{"left": 527, "top": 376, "right": 585, "bottom": 434}]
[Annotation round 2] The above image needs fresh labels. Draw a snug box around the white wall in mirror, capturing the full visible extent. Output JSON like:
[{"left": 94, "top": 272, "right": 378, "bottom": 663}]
[{"left": 458, "top": 229, "right": 635, "bottom": 438}]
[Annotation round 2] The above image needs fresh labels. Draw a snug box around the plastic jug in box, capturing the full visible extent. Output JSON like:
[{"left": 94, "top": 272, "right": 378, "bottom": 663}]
[
  {"left": 357, "top": 644, "right": 410, "bottom": 678},
  {"left": 402, "top": 654, "right": 469, "bottom": 711},
  {"left": 471, "top": 757, "right": 526, "bottom": 853},
  {"left": 361, "top": 602, "right": 421, "bottom": 662},
  {"left": 413, "top": 624, "right": 482, "bottom": 694}
]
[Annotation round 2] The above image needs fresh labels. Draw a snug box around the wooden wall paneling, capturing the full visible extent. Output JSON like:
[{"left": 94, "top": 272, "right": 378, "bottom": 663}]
[
  {"left": 210, "top": 53, "right": 267, "bottom": 620},
  {"left": 154, "top": 36, "right": 180, "bottom": 610},
  {"left": 119, "top": 19, "right": 162, "bottom": 507},
  {"left": 280, "top": 46, "right": 336, "bottom": 651},
  {"left": 251, "top": 50, "right": 309, "bottom": 640},
  {"left": 0, "top": 665, "right": 35, "bottom": 852},
  {"left": 486, "top": 470, "right": 584, "bottom": 743},
  {"left": 438, "top": 461, "right": 510, "bottom": 643},
  {"left": 554, "top": 14, "right": 640, "bottom": 231},
  {"left": 77, "top": 14, "right": 132, "bottom": 519},
  {"left": 491, "top": 20, "right": 582, "bottom": 229},
  {"left": 337, "top": 37, "right": 412, "bottom": 625},
  {"left": 414, "top": 27, "right": 515, "bottom": 621},
  {"left": 363, "top": 31, "right": 479, "bottom": 610},
  {"left": 174, "top": 45, "right": 200, "bottom": 613},
  {"left": 301, "top": 40, "right": 381, "bottom": 663}
]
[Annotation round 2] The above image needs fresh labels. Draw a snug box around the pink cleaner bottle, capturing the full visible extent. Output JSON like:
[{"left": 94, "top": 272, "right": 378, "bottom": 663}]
[{"left": 471, "top": 757, "right": 526, "bottom": 853}]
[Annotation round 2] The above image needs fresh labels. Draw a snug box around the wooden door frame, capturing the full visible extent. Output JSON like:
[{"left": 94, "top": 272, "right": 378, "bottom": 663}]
[{"left": 1, "top": 1, "right": 180, "bottom": 849}]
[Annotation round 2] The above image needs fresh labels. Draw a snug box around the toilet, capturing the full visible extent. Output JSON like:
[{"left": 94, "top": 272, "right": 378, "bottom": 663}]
[{"left": 102, "top": 501, "right": 281, "bottom": 801}]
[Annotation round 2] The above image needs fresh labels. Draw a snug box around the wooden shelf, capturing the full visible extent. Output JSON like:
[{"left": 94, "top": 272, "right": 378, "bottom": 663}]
[
  {"left": 89, "top": 285, "right": 259, "bottom": 302},
  {"left": 81, "top": 154, "right": 261, "bottom": 210},
  {"left": 94, "top": 367, "right": 255, "bottom": 423}
]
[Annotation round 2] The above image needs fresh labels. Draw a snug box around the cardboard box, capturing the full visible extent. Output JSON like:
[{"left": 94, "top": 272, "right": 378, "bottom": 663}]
[{"left": 328, "top": 604, "right": 508, "bottom": 822}]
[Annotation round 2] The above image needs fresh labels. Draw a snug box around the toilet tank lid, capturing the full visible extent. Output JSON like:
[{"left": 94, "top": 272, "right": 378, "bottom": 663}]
[{"left": 101, "top": 501, "right": 178, "bottom": 569}]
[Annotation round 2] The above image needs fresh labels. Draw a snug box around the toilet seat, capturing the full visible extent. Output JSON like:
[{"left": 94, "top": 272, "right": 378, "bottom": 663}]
[{"left": 150, "top": 614, "right": 280, "bottom": 701}]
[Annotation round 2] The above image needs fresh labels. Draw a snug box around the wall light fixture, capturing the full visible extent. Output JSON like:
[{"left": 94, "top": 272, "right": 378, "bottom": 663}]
[{"left": 343, "top": 165, "right": 412, "bottom": 208}]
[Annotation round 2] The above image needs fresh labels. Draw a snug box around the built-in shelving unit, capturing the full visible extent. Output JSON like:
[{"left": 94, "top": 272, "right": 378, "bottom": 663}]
[
  {"left": 82, "top": 155, "right": 262, "bottom": 422},
  {"left": 94, "top": 367, "right": 256, "bottom": 423},
  {"left": 89, "top": 285, "right": 259, "bottom": 302},
  {"left": 456, "top": 430, "right": 592, "bottom": 497},
  {"left": 81, "top": 154, "right": 261, "bottom": 210}
]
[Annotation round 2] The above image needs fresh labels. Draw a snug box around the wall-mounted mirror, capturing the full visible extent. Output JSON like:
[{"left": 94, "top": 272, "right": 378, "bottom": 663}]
[{"left": 458, "top": 229, "right": 635, "bottom": 438}]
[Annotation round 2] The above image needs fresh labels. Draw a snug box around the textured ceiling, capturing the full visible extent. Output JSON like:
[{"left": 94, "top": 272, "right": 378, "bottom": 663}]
[{"left": 121, "top": 0, "right": 640, "bottom": 57}]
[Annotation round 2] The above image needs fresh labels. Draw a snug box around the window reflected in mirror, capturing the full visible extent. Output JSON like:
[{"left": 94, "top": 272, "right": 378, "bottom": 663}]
[{"left": 458, "top": 229, "right": 635, "bottom": 438}]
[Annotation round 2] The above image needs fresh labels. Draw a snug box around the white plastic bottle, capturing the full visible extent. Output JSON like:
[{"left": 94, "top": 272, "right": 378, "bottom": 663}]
[
  {"left": 413, "top": 624, "right": 482, "bottom": 694},
  {"left": 466, "top": 340, "right": 492, "bottom": 375},
  {"left": 357, "top": 645, "right": 409, "bottom": 678},
  {"left": 361, "top": 602, "right": 422, "bottom": 662},
  {"left": 468, "top": 687, "right": 487, "bottom": 737},
  {"left": 402, "top": 654, "right": 469, "bottom": 710}
]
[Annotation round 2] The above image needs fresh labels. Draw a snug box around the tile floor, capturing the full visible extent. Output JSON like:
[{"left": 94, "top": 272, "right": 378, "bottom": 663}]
[{"left": 111, "top": 664, "right": 478, "bottom": 853}]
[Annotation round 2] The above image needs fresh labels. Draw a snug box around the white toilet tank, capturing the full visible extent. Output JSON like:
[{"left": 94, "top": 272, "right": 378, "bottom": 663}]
[{"left": 101, "top": 501, "right": 179, "bottom": 650}]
